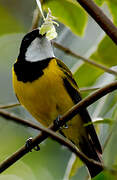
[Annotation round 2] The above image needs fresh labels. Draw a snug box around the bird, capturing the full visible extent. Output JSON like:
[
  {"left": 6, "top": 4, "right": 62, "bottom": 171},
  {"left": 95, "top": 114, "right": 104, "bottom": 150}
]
[{"left": 12, "top": 29, "right": 103, "bottom": 178}]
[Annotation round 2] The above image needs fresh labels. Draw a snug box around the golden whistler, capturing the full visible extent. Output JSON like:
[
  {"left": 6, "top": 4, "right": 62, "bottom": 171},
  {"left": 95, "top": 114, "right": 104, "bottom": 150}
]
[{"left": 12, "top": 29, "right": 103, "bottom": 178}]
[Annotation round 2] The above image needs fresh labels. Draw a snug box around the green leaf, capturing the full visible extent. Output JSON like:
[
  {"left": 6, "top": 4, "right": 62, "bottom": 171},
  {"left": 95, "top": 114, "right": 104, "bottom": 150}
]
[
  {"left": 94, "top": 0, "right": 117, "bottom": 26},
  {"left": 91, "top": 35, "right": 117, "bottom": 67},
  {"left": 0, "top": 6, "right": 24, "bottom": 36},
  {"left": 0, "top": 175, "right": 22, "bottom": 180},
  {"left": 43, "top": 0, "right": 88, "bottom": 36},
  {"left": 74, "top": 35, "right": 117, "bottom": 87},
  {"left": 84, "top": 119, "right": 113, "bottom": 127},
  {"left": 92, "top": 170, "right": 117, "bottom": 180},
  {"left": 106, "top": 0, "right": 117, "bottom": 26},
  {"left": 74, "top": 63, "right": 102, "bottom": 87},
  {"left": 99, "top": 92, "right": 117, "bottom": 117},
  {"left": 68, "top": 156, "right": 83, "bottom": 178},
  {"left": 74, "top": 35, "right": 117, "bottom": 88},
  {"left": 112, "top": 104, "right": 117, "bottom": 120},
  {"left": 94, "top": 0, "right": 105, "bottom": 6},
  {"left": 3, "top": 161, "right": 37, "bottom": 180}
]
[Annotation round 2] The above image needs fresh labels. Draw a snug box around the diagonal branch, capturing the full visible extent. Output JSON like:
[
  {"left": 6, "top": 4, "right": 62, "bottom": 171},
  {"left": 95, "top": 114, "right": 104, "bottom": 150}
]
[
  {"left": 0, "top": 109, "right": 41, "bottom": 131},
  {"left": 53, "top": 42, "right": 117, "bottom": 76},
  {"left": 0, "top": 81, "right": 117, "bottom": 173},
  {"left": 0, "top": 111, "right": 103, "bottom": 173},
  {"left": 76, "top": 0, "right": 117, "bottom": 45}
]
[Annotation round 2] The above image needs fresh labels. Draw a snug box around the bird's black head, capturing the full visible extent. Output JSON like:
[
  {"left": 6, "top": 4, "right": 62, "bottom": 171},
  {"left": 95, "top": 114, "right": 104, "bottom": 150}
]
[{"left": 18, "top": 29, "right": 54, "bottom": 62}]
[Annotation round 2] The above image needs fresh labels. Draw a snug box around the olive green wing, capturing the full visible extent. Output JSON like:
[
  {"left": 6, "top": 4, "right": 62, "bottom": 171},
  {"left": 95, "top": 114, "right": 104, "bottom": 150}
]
[
  {"left": 56, "top": 58, "right": 102, "bottom": 154},
  {"left": 56, "top": 58, "right": 78, "bottom": 88}
]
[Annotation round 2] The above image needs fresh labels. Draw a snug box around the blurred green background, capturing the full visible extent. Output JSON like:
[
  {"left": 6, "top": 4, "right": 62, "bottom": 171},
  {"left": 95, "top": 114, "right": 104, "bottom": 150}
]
[{"left": 0, "top": 0, "right": 117, "bottom": 180}]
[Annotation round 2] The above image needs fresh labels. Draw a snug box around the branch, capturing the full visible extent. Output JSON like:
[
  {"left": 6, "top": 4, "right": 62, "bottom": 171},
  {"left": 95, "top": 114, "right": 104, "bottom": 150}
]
[
  {"left": 80, "top": 87, "right": 100, "bottom": 92},
  {"left": 76, "top": 0, "right": 117, "bottom": 45},
  {"left": 0, "top": 81, "right": 117, "bottom": 173},
  {"left": 0, "top": 103, "right": 20, "bottom": 109},
  {"left": 0, "top": 114, "right": 103, "bottom": 173},
  {"left": 53, "top": 42, "right": 117, "bottom": 76},
  {"left": 0, "top": 109, "right": 42, "bottom": 131}
]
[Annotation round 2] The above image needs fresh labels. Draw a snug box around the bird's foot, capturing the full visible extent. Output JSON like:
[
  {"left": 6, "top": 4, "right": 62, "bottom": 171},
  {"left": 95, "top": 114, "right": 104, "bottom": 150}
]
[
  {"left": 54, "top": 115, "right": 68, "bottom": 130},
  {"left": 25, "top": 137, "right": 40, "bottom": 152}
]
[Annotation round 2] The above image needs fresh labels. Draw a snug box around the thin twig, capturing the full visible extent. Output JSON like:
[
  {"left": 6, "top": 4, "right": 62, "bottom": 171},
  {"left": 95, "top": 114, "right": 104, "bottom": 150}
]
[
  {"left": 30, "top": 7, "right": 40, "bottom": 31},
  {"left": 80, "top": 87, "right": 100, "bottom": 92},
  {"left": 0, "top": 103, "right": 20, "bottom": 109},
  {"left": 53, "top": 42, "right": 117, "bottom": 76},
  {"left": 31, "top": 0, "right": 44, "bottom": 31},
  {"left": 0, "top": 81, "right": 117, "bottom": 173},
  {"left": 76, "top": 0, "right": 117, "bottom": 45},
  {"left": 0, "top": 109, "right": 42, "bottom": 131}
]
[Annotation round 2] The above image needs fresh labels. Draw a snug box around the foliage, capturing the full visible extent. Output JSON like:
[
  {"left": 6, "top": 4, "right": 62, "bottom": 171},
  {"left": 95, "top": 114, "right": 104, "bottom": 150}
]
[
  {"left": 0, "top": 0, "right": 117, "bottom": 180},
  {"left": 43, "top": 0, "right": 88, "bottom": 36}
]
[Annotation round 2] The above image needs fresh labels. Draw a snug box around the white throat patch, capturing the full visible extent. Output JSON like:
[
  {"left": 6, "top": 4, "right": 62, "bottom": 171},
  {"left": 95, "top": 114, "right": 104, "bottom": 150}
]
[{"left": 25, "top": 37, "right": 55, "bottom": 62}]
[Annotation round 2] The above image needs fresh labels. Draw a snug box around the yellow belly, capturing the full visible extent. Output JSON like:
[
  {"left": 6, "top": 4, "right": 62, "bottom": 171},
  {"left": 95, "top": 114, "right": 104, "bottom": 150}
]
[{"left": 12, "top": 59, "right": 85, "bottom": 145}]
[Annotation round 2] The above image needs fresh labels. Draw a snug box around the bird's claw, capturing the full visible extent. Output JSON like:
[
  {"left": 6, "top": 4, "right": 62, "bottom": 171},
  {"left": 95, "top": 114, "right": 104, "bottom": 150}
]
[
  {"left": 25, "top": 137, "right": 40, "bottom": 152},
  {"left": 54, "top": 116, "right": 68, "bottom": 130}
]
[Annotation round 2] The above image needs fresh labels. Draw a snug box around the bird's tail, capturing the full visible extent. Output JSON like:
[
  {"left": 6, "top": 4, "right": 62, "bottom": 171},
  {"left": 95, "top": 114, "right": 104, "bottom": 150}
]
[{"left": 79, "top": 136, "right": 103, "bottom": 178}]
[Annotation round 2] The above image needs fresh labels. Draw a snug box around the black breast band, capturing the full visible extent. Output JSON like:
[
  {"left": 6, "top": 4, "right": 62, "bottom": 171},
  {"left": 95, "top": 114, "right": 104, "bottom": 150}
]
[{"left": 14, "top": 58, "right": 52, "bottom": 83}]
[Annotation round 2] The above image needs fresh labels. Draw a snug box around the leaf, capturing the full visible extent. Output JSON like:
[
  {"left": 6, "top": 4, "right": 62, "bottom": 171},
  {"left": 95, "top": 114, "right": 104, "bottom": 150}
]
[
  {"left": 94, "top": 0, "right": 117, "bottom": 26},
  {"left": 74, "top": 35, "right": 117, "bottom": 88},
  {"left": 0, "top": 6, "right": 24, "bottom": 35},
  {"left": 74, "top": 63, "right": 102, "bottom": 87},
  {"left": 92, "top": 170, "right": 117, "bottom": 180},
  {"left": 91, "top": 35, "right": 117, "bottom": 67},
  {"left": 0, "top": 175, "right": 22, "bottom": 180},
  {"left": 84, "top": 119, "right": 113, "bottom": 127},
  {"left": 94, "top": 0, "right": 105, "bottom": 6},
  {"left": 69, "top": 156, "right": 83, "bottom": 178},
  {"left": 106, "top": 0, "right": 117, "bottom": 26},
  {"left": 99, "top": 91, "right": 117, "bottom": 117},
  {"left": 2, "top": 161, "right": 37, "bottom": 180},
  {"left": 43, "top": 0, "right": 88, "bottom": 36},
  {"left": 112, "top": 104, "right": 117, "bottom": 120},
  {"left": 63, "top": 154, "right": 83, "bottom": 180}
]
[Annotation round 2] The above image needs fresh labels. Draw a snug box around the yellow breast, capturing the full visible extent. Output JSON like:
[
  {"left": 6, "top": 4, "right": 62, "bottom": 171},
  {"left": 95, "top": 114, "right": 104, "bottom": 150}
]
[
  {"left": 12, "top": 59, "right": 73, "bottom": 126},
  {"left": 13, "top": 58, "right": 87, "bottom": 146}
]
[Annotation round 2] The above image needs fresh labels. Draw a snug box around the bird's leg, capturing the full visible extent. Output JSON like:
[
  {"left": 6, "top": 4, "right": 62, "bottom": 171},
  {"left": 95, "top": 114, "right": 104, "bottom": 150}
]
[
  {"left": 54, "top": 115, "right": 61, "bottom": 128},
  {"left": 25, "top": 137, "right": 40, "bottom": 152},
  {"left": 54, "top": 115, "right": 68, "bottom": 130}
]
